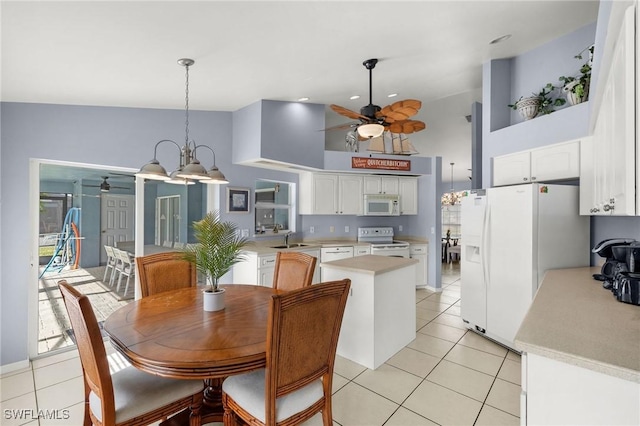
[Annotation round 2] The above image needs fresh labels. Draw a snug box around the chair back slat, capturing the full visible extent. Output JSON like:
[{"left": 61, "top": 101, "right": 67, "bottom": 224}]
[
  {"left": 264, "top": 279, "right": 350, "bottom": 422},
  {"left": 273, "top": 251, "right": 317, "bottom": 291},
  {"left": 58, "top": 281, "right": 116, "bottom": 425},
  {"left": 136, "top": 252, "right": 197, "bottom": 297}
]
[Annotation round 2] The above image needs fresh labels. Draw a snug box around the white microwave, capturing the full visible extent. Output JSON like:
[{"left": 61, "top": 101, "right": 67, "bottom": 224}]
[{"left": 363, "top": 194, "right": 400, "bottom": 216}]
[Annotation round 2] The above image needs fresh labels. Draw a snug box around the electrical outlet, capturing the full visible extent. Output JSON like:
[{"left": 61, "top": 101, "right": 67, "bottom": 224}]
[
  {"left": 344, "top": 226, "right": 350, "bottom": 233},
  {"left": 399, "top": 225, "right": 403, "bottom": 232},
  {"left": 241, "top": 229, "right": 249, "bottom": 238},
  {"left": 329, "top": 226, "right": 335, "bottom": 233},
  {"left": 309, "top": 226, "right": 315, "bottom": 234}
]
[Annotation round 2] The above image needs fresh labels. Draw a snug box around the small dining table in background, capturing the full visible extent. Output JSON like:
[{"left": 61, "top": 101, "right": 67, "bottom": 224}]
[{"left": 103, "top": 284, "right": 279, "bottom": 423}]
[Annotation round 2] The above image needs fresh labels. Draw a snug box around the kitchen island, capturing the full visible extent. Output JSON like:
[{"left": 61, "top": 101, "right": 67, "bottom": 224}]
[
  {"left": 515, "top": 267, "right": 640, "bottom": 425},
  {"left": 320, "top": 255, "right": 418, "bottom": 370}
]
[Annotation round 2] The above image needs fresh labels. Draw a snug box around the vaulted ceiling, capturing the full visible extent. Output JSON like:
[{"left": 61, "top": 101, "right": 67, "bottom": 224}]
[{"left": 1, "top": 1, "right": 599, "bottom": 182}]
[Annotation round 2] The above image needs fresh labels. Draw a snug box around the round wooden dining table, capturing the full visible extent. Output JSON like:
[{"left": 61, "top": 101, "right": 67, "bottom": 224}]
[{"left": 103, "top": 284, "right": 279, "bottom": 423}]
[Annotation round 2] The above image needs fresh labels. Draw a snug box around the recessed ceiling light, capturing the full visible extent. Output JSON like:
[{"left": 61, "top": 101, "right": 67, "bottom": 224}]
[
  {"left": 387, "top": 93, "right": 398, "bottom": 98},
  {"left": 297, "top": 97, "right": 309, "bottom": 102},
  {"left": 350, "top": 95, "right": 360, "bottom": 100},
  {"left": 489, "top": 34, "right": 511, "bottom": 45}
]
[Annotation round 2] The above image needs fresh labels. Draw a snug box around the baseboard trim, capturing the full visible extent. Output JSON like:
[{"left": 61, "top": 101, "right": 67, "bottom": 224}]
[
  {"left": 425, "top": 285, "right": 443, "bottom": 293},
  {"left": 0, "top": 359, "right": 30, "bottom": 376}
]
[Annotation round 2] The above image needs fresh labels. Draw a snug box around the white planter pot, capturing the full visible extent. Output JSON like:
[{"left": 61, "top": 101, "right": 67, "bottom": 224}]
[
  {"left": 516, "top": 97, "right": 540, "bottom": 120},
  {"left": 565, "top": 90, "right": 589, "bottom": 106},
  {"left": 203, "top": 288, "right": 225, "bottom": 312}
]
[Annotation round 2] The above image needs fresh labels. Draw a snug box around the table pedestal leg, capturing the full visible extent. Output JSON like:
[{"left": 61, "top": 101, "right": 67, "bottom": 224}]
[{"left": 202, "top": 377, "right": 225, "bottom": 423}]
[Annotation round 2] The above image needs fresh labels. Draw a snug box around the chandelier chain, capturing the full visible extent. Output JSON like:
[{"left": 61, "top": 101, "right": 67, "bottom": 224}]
[{"left": 184, "top": 63, "right": 190, "bottom": 145}]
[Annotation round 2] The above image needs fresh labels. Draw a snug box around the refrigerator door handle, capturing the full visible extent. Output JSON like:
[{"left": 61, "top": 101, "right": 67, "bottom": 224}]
[{"left": 482, "top": 202, "right": 491, "bottom": 289}]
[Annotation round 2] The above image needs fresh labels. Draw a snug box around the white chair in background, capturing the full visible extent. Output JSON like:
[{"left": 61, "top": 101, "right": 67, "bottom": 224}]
[
  {"left": 173, "top": 242, "right": 185, "bottom": 249},
  {"left": 113, "top": 248, "right": 135, "bottom": 296},
  {"left": 163, "top": 240, "right": 173, "bottom": 248},
  {"left": 102, "top": 245, "right": 118, "bottom": 286}
]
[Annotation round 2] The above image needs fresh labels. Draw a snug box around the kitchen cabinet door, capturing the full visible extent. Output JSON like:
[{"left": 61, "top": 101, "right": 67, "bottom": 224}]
[
  {"left": 398, "top": 177, "right": 418, "bottom": 215},
  {"left": 530, "top": 140, "right": 580, "bottom": 182},
  {"left": 410, "top": 244, "right": 428, "bottom": 287},
  {"left": 583, "top": 7, "right": 636, "bottom": 216},
  {"left": 312, "top": 174, "right": 339, "bottom": 214},
  {"left": 493, "top": 151, "right": 531, "bottom": 186},
  {"left": 363, "top": 176, "right": 399, "bottom": 195},
  {"left": 338, "top": 175, "right": 363, "bottom": 215}
]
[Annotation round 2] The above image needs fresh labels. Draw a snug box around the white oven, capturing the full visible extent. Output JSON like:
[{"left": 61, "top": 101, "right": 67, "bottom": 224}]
[{"left": 358, "top": 227, "right": 410, "bottom": 258}]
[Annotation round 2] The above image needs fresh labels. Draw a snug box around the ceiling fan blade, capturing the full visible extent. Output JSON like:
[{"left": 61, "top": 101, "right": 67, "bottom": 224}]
[
  {"left": 386, "top": 120, "right": 426, "bottom": 134},
  {"left": 380, "top": 99, "right": 422, "bottom": 122},
  {"left": 323, "top": 122, "right": 359, "bottom": 131},
  {"left": 82, "top": 184, "right": 100, "bottom": 188},
  {"left": 330, "top": 104, "right": 368, "bottom": 121}
]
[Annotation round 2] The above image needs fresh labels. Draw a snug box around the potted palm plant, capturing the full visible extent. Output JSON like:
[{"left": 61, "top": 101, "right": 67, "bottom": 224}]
[{"left": 183, "top": 210, "right": 249, "bottom": 311}]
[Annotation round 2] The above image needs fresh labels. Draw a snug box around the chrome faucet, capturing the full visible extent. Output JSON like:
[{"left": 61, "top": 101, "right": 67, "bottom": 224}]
[{"left": 284, "top": 231, "right": 293, "bottom": 246}]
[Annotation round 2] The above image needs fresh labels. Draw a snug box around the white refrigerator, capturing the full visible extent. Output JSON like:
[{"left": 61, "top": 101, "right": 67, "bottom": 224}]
[{"left": 460, "top": 184, "right": 590, "bottom": 350}]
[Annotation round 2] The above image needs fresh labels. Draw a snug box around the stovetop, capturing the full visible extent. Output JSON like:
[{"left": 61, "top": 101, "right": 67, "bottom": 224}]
[{"left": 357, "top": 226, "right": 407, "bottom": 246}]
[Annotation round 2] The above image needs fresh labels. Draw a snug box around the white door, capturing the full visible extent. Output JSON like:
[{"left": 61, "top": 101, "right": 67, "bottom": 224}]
[
  {"left": 100, "top": 194, "right": 135, "bottom": 263},
  {"left": 338, "top": 175, "right": 363, "bottom": 215},
  {"left": 492, "top": 151, "right": 531, "bottom": 186},
  {"left": 486, "top": 185, "right": 534, "bottom": 346}
]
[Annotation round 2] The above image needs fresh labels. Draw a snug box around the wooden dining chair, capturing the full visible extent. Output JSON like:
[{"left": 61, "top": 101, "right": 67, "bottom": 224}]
[
  {"left": 57, "top": 280, "right": 203, "bottom": 426},
  {"left": 221, "top": 278, "right": 351, "bottom": 426},
  {"left": 136, "top": 252, "right": 197, "bottom": 298},
  {"left": 272, "top": 251, "right": 317, "bottom": 291}
]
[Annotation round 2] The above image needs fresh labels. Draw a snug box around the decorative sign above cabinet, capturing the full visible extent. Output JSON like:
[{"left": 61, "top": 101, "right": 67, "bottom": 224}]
[{"left": 351, "top": 157, "right": 411, "bottom": 171}]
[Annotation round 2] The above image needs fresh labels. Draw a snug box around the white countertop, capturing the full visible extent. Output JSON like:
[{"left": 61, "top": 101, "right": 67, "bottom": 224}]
[
  {"left": 515, "top": 267, "right": 640, "bottom": 383},
  {"left": 320, "top": 254, "right": 418, "bottom": 276},
  {"left": 240, "top": 237, "right": 428, "bottom": 256}
]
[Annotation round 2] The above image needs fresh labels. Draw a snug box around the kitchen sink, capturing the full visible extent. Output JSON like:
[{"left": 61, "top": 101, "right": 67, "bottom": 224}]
[{"left": 270, "top": 243, "right": 309, "bottom": 249}]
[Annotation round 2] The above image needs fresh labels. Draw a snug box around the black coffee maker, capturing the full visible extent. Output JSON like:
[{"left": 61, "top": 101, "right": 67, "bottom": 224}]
[
  {"left": 592, "top": 239, "right": 640, "bottom": 305},
  {"left": 591, "top": 238, "right": 636, "bottom": 288}
]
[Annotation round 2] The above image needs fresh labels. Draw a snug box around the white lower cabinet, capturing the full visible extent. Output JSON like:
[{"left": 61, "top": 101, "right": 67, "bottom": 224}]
[
  {"left": 521, "top": 352, "right": 640, "bottom": 425},
  {"left": 258, "top": 254, "right": 276, "bottom": 287},
  {"left": 354, "top": 245, "right": 371, "bottom": 256},
  {"left": 410, "top": 244, "right": 428, "bottom": 287},
  {"left": 233, "top": 248, "right": 321, "bottom": 286}
]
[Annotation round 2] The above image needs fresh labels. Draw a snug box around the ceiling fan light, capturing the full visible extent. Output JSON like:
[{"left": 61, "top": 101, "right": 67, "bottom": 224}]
[
  {"left": 176, "top": 159, "right": 211, "bottom": 180},
  {"left": 204, "top": 166, "right": 229, "bottom": 184},
  {"left": 136, "top": 160, "right": 170, "bottom": 181},
  {"left": 358, "top": 123, "right": 384, "bottom": 139}
]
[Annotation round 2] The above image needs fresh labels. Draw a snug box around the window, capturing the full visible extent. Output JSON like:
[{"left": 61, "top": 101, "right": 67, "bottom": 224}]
[{"left": 254, "top": 180, "right": 294, "bottom": 234}]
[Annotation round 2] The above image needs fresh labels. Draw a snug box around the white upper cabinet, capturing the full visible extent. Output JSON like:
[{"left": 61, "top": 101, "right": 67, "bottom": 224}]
[
  {"left": 299, "top": 173, "right": 363, "bottom": 215},
  {"left": 581, "top": 5, "right": 636, "bottom": 216},
  {"left": 300, "top": 172, "right": 417, "bottom": 215},
  {"left": 398, "top": 177, "right": 418, "bottom": 215},
  {"left": 338, "top": 175, "right": 364, "bottom": 215},
  {"left": 493, "top": 140, "right": 580, "bottom": 187},
  {"left": 531, "top": 140, "right": 580, "bottom": 182},
  {"left": 493, "top": 151, "right": 531, "bottom": 186},
  {"left": 363, "top": 176, "right": 399, "bottom": 195}
]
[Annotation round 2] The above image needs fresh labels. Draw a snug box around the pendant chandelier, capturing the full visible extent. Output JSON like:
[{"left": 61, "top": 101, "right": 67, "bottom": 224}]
[
  {"left": 137, "top": 58, "right": 228, "bottom": 185},
  {"left": 441, "top": 162, "right": 462, "bottom": 205}
]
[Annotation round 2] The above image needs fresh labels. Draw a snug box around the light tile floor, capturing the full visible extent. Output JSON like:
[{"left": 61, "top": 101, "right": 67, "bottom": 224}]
[{"left": 2, "top": 262, "right": 521, "bottom": 425}]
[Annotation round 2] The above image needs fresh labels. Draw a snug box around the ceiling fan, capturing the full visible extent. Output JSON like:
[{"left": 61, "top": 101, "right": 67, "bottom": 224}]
[
  {"left": 329, "top": 58, "right": 426, "bottom": 139},
  {"left": 82, "top": 176, "right": 130, "bottom": 192}
]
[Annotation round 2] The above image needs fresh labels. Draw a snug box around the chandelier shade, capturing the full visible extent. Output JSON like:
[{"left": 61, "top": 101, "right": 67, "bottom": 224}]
[{"left": 136, "top": 58, "right": 227, "bottom": 185}]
